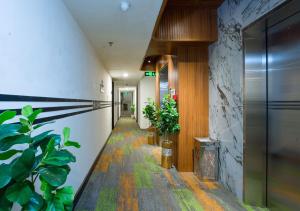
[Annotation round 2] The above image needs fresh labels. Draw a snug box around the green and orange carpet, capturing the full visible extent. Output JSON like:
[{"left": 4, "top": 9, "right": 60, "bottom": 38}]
[{"left": 75, "top": 118, "right": 265, "bottom": 211}]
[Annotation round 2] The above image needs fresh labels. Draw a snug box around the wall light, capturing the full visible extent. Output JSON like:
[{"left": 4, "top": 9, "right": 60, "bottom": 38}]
[{"left": 123, "top": 73, "right": 128, "bottom": 77}]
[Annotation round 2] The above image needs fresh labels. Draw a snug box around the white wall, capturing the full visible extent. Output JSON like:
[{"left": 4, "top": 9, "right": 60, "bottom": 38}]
[
  {"left": 138, "top": 76, "right": 156, "bottom": 129},
  {"left": 0, "top": 0, "right": 112, "bottom": 196}
]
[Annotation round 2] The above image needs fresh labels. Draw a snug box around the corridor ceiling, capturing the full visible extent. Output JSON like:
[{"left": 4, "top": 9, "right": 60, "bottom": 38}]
[{"left": 63, "top": 0, "right": 163, "bottom": 83}]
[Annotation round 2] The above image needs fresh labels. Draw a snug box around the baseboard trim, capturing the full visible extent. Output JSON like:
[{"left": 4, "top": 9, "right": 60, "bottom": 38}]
[{"left": 73, "top": 132, "right": 112, "bottom": 208}]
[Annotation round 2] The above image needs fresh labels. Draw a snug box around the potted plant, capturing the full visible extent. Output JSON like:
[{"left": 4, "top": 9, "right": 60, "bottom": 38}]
[
  {"left": 142, "top": 98, "right": 158, "bottom": 145},
  {"left": 0, "top": 105, "right": 80, "bottom": 210},
  {"left": 130, "top": 104, "right": 135, "bottom": 119},
  {"left": 157, "top": 94, "right": 180, "bottom": 168}
]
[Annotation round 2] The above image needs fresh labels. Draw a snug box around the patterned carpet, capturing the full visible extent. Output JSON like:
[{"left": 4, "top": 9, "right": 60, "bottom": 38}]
[{"left": 75, "top": 118, "right": 264, "bottom": 211}]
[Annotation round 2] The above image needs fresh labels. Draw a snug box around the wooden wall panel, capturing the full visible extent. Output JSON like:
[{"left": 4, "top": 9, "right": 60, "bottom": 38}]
[
  {"left": 154, "top": 6, "right": 217, "bottom": 42},
  {"left": 154, "top": 49, "right": 209, "bottom": 171},
  {"left": 177, "top": 45, "right": 209, "bottom": 171}
]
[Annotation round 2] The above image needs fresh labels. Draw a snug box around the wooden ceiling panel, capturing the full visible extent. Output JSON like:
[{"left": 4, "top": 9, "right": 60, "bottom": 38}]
[
  {"left": 154, "top": 6, "right": 217, "bottom": 42},
  {"left": 140, "top": 0, "right": 223, "bottom": 69}
]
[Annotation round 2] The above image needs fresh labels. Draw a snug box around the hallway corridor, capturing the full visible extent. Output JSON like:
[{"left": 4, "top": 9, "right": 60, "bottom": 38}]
[{"left": 75, "top": 118, "right": 256, "bottom": 211}]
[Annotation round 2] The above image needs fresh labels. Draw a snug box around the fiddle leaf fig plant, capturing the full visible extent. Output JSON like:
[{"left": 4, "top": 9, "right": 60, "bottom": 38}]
[
  {"left": 142, "top": 98, "right": 158, "bottom": 127},
  {"left": 0, "top": 105, "right": 80, "bottom": 210},
  {"left": 157, "top": 94, "right": 180, "bottom": 138}
]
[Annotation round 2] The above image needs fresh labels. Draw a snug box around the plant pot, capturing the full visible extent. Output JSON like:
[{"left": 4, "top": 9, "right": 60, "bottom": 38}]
[
  {"left": 147, "top": 126, "right": 155, "bottom": 145},
  {"left": 148, "top": 133, "right": 154, "bottom": 145},
  {"left": 154, "top": 131, "right": 160, "bottom": 146},
  {"left": 161, "top": 139, "right": 173, "bottom": 169}
]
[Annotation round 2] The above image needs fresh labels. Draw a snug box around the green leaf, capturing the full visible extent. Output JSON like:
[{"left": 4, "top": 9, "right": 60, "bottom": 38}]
[
  {"left": 64, "top": 140, "right": 80, "bottom": 148},
  {"left": 20, "top": 118, "right": 30, "bottom": 127},
  {"left": 43, "top": 150, "right": 76, "bottom": 166},
  {"left": 28, "top": 109, "right": 43, "bottom": 123},
  {"left": 45, "top": 201, "right": 55, "bottom": 211},
  {"left": 43, "top": 137, "right": 56, "bottom": 153},
  {"left": 0, "top": 110, "right": 16, "bottom": 125},
  {"left": 0, "top": 124, "right": 22, "bottom": 141},
  {"left": 64, "top": 204, "right": 73, "bottom": 211},
  {"left": 38, "top": 166, "right": 68, "bottom": 187},
  {"left": 63, "top": 127, "right": 70, "bottom": 142},
  {"left": 11, "top": 148, "right": 36, "bottom": 181},
  {"left": 19, "top": 118, "right": 31, "bottom": 134},
  {"left": 32, "top": 130, "right": 53, "bottom": 142},
  {"left": 22, "top": 105, "right": 33, "bottom": 118},
  {"left": 40, "top": 178, "right": 54, "bottom": 201},
  {"left": 35, "top": 134, "right": 60, "bottom": 153},
  {"left": 50, "top": 134, "right": 61, "bottom": 145},
  {"left": 0, "top": 164, "right": 11, "bottom": 188},
  {"left": 0, "top": 189, "right": 13, "bottom": 211},
  {"left": 32, "top": 130, "right": 53, "bottom": 145},
  {"left": 0, "top": 134, "right": 31, "bottom": 151},
  {"left": 5, "top": 181, "right": 33, "bottom": 205},
  {"left": 56, "top": 186, "right": 74, "bottom": 206},
  {"left": 0, "top": 149, "right": 22, "bottom": 160},
  {"left": 19, "top": 125, "right": 32, "bottom": 134},
  {"left": 22, "top": 192, "right": 44, "bottom": 211},
  {"left": 45, "top": 198, "right": 64, "bottom": 211},
  {"left": 61, "top": 165, "right": 71, "bottom": 174},
  {"left": 32, "top": 154, "right": 43, "bottom": 170}
]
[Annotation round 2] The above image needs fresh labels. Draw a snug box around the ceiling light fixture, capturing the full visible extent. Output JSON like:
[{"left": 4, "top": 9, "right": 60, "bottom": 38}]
[
  {"left": 120, "top": 1, "right": 131, "bottom": 12},
  {"left": 123, "top": 73, "right": 128, "bottom": 78}
]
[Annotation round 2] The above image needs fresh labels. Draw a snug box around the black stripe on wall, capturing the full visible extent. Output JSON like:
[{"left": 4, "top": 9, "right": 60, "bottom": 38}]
[
  {"left": 0, "top": 94, "right": 112, "bottom": 123},
  {"left": 0, "top": 104, "right": 94, "bottom": 115},
  {"left": 0, "top": 94, "right": 110, "bottom": 103}
]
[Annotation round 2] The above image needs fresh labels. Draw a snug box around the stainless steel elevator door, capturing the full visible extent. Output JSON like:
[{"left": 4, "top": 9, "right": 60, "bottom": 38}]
[{"left": 268, "top": 12, "right": 300, "bottom": 210}]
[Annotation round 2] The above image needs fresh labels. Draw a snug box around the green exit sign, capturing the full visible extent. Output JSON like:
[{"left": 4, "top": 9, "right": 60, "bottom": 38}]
[{"left": 145, "top": 71, "right": 156, "bottom": 77}]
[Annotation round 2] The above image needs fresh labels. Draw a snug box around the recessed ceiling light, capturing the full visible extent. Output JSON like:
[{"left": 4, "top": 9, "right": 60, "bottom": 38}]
[
  {"left": 123, "top": 73, "right": 128, "bottom": 77},
  {"left": 120, "top": 1, "right": 131, "bottom": 12}
]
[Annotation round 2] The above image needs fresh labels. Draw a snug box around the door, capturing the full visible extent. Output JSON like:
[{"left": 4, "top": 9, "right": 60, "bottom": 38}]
[
  {"left": 244, "top": 1, "right": 300, "bottom": 209},
  {"left": 267, "top": 11, "right": 300, "bottom": 210},
  {"left": 121, "top": 91, "right": 133, "bottom": 117}
]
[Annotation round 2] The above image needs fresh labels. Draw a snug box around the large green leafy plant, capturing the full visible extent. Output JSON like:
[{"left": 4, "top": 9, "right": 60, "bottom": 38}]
[
  {"left": 142, "top": 98, "right": 158, "bottom": 127},
  {"left": 0, "top": 105, "right": 80, "bottom": 210},
  {"left": 157, "top": 95, "right": 180, "bottom": 138}
]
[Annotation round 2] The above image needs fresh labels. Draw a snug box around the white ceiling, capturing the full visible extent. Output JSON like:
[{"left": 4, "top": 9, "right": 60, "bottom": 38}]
[{"left": 63, "top": 0, "right": 163, "bottom": 83}]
